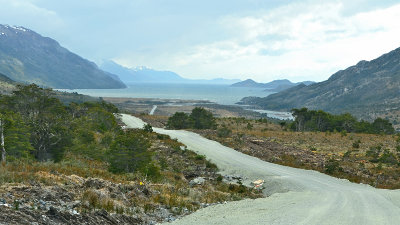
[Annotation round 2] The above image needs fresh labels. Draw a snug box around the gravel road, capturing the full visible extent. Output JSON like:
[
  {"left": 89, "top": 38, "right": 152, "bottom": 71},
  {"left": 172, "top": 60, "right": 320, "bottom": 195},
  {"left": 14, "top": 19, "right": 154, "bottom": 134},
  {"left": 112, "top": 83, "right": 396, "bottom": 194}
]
[
  {"left": 149, "top": 105, "right": 157, "bottom": 115},
  {"left": 120, "top": 114, "right": 400, "bottom": 225}
]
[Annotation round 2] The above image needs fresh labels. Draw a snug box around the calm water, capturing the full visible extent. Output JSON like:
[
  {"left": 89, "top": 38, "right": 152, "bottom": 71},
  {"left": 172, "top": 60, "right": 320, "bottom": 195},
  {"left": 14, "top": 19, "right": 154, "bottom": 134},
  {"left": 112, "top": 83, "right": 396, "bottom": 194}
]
[
  {"left": 63, "top": 83, "right": 272, "bottom": 105},
  {"left": 61, "top": 83, "right": 293, "bottom": 120}
]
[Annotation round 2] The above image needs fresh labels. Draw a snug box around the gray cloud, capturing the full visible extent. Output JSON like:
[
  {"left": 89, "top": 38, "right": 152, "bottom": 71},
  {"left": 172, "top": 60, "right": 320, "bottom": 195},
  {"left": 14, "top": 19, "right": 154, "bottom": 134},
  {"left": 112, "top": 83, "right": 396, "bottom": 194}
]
[{"left": 1, "top": 0, "right": 399, "bottom": 82}]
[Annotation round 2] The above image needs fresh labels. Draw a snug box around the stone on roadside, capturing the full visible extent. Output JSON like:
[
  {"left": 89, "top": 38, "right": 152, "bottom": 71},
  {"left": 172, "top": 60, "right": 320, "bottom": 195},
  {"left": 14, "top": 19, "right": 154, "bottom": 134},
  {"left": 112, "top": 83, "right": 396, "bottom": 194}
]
[{"left": 189, "top": 177, "right": 206, "bottom": 186}]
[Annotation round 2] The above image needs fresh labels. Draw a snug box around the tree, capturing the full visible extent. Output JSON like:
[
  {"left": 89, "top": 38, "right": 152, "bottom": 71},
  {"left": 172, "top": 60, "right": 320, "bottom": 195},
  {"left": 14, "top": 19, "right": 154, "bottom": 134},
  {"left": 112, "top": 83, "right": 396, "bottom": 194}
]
[
  {"left": 291, "top": 108, "right": 309, "bottom": 131},
  {"left": 190, "top": 107, "right": 216, "bottom": 129},
  {"left": 2, "top": 84, "right": 71, "bottom": 162},
  {"left": 108, "top": 130, "right": 151, "bottom": 173},
  {"left": 0, "top": 118, "right": 5, "bottom": 164},
  {"left": 372, "top": 118, "right": 395, "bottom": 134},
  {"left": 167, "top": 112, "right": 191, "bottom": 129},
  {"left": 68, "top": 102, "right": 120, "bottom": 160},
  {"left": 289, "top": 108, "right": 394, "bottom": 134},
  {"left": 0, "top": 111, "right": 33, "bottom": 163}
]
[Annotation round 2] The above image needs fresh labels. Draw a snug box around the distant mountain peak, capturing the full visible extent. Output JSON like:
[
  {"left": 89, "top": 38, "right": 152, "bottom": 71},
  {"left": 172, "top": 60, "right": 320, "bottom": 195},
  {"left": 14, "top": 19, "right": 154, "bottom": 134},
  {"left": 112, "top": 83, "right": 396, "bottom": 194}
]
[
  {"left": 0, "top": 24, "right": 126, "bottom": 89},
  {"left": 1, "top": 24, "right": 29, "bottom": 33},
  {"left": 132, "top": 66, "right": 152, "bottom": 71},
  {"left": 231, "top": 78, "right": 314, "bottom": 91},
  {"left": 100, "top": 60, "right": 240, "bottom": 84}
]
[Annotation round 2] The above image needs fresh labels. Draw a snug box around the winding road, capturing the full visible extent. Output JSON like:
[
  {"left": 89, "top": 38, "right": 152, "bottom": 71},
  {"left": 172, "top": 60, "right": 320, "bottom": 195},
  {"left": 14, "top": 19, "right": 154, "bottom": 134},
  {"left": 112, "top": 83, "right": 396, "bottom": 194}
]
[{"left": 120, "top": 114, "right": 400, "bottom": 225}]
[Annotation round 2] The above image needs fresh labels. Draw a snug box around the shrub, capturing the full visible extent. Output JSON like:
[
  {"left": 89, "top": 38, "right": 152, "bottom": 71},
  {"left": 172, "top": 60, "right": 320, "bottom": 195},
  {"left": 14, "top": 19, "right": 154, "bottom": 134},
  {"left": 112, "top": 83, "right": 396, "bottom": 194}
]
[
  {"left": 343, "top": 150, "right": 351, "bottom": 158},
  {"left": 379, "top": 150, "right": 397, "bottom": 165},
  {"left": 107, "top": 130, "right": 151, "bottom": 173},
  {"left": 366, "top": 145, "right": 382, "bottom": 161},
  {"left": 324, "top": 159, "right": 341, "bottom": 174},
  {"left": 190, "top": 107, "right": 216, "bottom": 130},
  {"left": 167, "top": 107, "right": 216, "bottom": 130},
  {"left": 352, "top": 140, "right": 361, "bottom": 149},
  {"left": 195, "top": 155, "right": 206, "bottom": 161},
  {"left": 246, "top": 123, "right": 253, "bottom": 130},
  {"left": 143, "top": 124, "right": 153, "bottom": 133},
  {"left": 217, "top": 126, "right": 232, "bottom": 138},
  {"left": 167, "top": 112, "right": 191, "bottom": 129},
  {"left": 140, "top": 163, "right": 161, "bottom": 181}
]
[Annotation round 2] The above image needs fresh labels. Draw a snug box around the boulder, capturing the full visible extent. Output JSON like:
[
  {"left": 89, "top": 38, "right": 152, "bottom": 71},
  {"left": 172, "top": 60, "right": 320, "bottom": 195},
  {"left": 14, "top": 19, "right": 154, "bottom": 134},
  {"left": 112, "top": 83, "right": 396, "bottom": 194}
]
[{"left": 189, "top": 177, "right": 206, "bottom": 186}]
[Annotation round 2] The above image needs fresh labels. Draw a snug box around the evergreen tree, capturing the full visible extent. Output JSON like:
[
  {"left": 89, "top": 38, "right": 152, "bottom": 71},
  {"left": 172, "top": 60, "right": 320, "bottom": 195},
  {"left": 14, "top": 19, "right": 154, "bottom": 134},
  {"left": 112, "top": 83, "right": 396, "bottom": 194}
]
[
  {"left": 1, "top": 84, "right": 71, "bottom": 161},
  {"left": 108, "top": 130, "right": 151, "bottom": 173},
  {"left": 190, "top": 107, "right": 216, "bottom": 129},
  {"left": 167, "top": 112, "right": 191, "bottom": 129},
  {"left": 0, "top": 111, "right": 33, "bottom": 162}
]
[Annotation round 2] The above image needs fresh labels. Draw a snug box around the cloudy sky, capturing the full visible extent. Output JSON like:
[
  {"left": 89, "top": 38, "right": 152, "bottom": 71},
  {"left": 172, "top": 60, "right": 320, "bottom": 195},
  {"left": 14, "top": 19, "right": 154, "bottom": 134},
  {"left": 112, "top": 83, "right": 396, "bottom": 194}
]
[{"left": 1, "top": 0, "right": 400, "bottom": 82}]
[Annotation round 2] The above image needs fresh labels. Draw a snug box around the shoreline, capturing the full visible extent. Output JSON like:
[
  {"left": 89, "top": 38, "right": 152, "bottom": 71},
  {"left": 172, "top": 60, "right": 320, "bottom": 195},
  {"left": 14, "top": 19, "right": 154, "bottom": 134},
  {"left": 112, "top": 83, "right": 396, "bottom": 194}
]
[{"left": 102, "top": 97, "right": 292, "bottom": 120}]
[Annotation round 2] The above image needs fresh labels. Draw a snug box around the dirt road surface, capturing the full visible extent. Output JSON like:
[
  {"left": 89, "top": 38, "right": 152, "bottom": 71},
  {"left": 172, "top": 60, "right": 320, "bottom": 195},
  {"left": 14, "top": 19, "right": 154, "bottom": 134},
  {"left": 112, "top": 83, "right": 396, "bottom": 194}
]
[{"left": 121, "top": 114, "right": 400, "bottom": 225}]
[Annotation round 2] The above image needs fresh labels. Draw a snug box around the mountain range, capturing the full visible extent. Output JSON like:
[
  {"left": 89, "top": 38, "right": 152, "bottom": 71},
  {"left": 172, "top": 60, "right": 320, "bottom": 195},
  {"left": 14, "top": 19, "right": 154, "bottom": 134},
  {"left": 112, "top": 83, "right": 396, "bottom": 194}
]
[
  {"left": 239, "top": 46, "right": 400, "bottom": 123},
  {"left": 0, "top": 25, "right": 125, "bottom": 89},
  {"left": 100, "top": 60, "right": 241, "bottom": 84},
  {"left": 231, "top": 79, "right": 315, "bottom": 92}
]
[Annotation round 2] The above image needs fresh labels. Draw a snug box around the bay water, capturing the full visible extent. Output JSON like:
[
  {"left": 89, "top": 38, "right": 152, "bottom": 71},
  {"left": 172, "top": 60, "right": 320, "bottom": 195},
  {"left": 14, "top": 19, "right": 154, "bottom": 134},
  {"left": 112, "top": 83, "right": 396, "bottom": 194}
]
[
  {"left": 63, "top": 83, "right": 271, "bottom": 105},
  {"left": 61, "top": 83, "right": 292, "bottom": 120}
]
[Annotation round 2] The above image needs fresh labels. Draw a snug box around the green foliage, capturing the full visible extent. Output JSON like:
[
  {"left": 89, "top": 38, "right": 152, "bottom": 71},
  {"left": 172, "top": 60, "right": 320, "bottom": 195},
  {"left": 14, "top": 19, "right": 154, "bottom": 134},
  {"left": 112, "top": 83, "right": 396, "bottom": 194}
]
[
  {"left": 190, "top": 107, "right": 216, "bottom": 129},
  {"left": 372, "top": 118, "right": 395, "bottom": 134},
  {"left": 217, "top": 126, "right": 232, "bottom": 138},
  {"left": 167, "top": 107, "right": 216, "bottom": 130},
  {"left": 324, "top": 159, "right": 341, "bottom": 174},
  {"left": 0, "top": 84, "right": 122, "bottom": 163},
  {"left": 0, "top": 111, "right": 33, "bottom": 160},
  {"left": 139, "top": 163, "right": 161, "bottom": 181},
  {"left": 246, "top": 123, "right": 253, "bottom": 130},
  {"left": 343, "top": 150, "right": 352, "bottom": 158},
  {"left": 107, "top": 130, "right": 151, "bottom": 173},
  {"left": 195, "top": 155, "right": 206, "bottom": 161},
  {"left": 143, "top": 124, "right": 153, "bottom": 133},
  {"left": 352, "top": 140, "right": 361, "bottom": 149},
  {"left": 290, "top": 108, "right": 394, "bottom": 134},
  {"left": 1, "top": 84, "right": 72, "bottom": 162},
  {"left": 167, "top": 112, "right": 191, "bottom": 129},
  {"left": 366, "top": 145, "right": 382, "bottom": 162},
  {"left": 378, "top": 150, "right": 397, "bottom": 165}
]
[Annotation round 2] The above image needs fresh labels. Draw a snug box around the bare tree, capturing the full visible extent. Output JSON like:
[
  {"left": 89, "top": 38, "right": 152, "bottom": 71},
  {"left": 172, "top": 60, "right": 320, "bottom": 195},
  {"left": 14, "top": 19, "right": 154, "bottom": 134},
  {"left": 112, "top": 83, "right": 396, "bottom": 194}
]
[{"left": 0, "top": 118, "right": 6, "bottom": 164}]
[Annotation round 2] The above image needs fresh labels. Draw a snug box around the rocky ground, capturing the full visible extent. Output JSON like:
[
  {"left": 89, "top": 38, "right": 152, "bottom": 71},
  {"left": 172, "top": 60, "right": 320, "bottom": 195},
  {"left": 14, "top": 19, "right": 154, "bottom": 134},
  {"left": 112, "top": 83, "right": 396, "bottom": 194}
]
[
  {"left": 0, "top": 125, "right": 262, "bottom": 225},
  {"left": 0, "top": 178, "right": 143, "bottom": 225}
]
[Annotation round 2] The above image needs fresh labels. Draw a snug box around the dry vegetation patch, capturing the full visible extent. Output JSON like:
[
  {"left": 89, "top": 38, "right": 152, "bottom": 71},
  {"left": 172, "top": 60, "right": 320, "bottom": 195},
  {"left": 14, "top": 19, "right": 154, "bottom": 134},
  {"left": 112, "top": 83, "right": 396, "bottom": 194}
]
[{"left": 190, "top": 117, "right": 400, "bottom": 189}]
